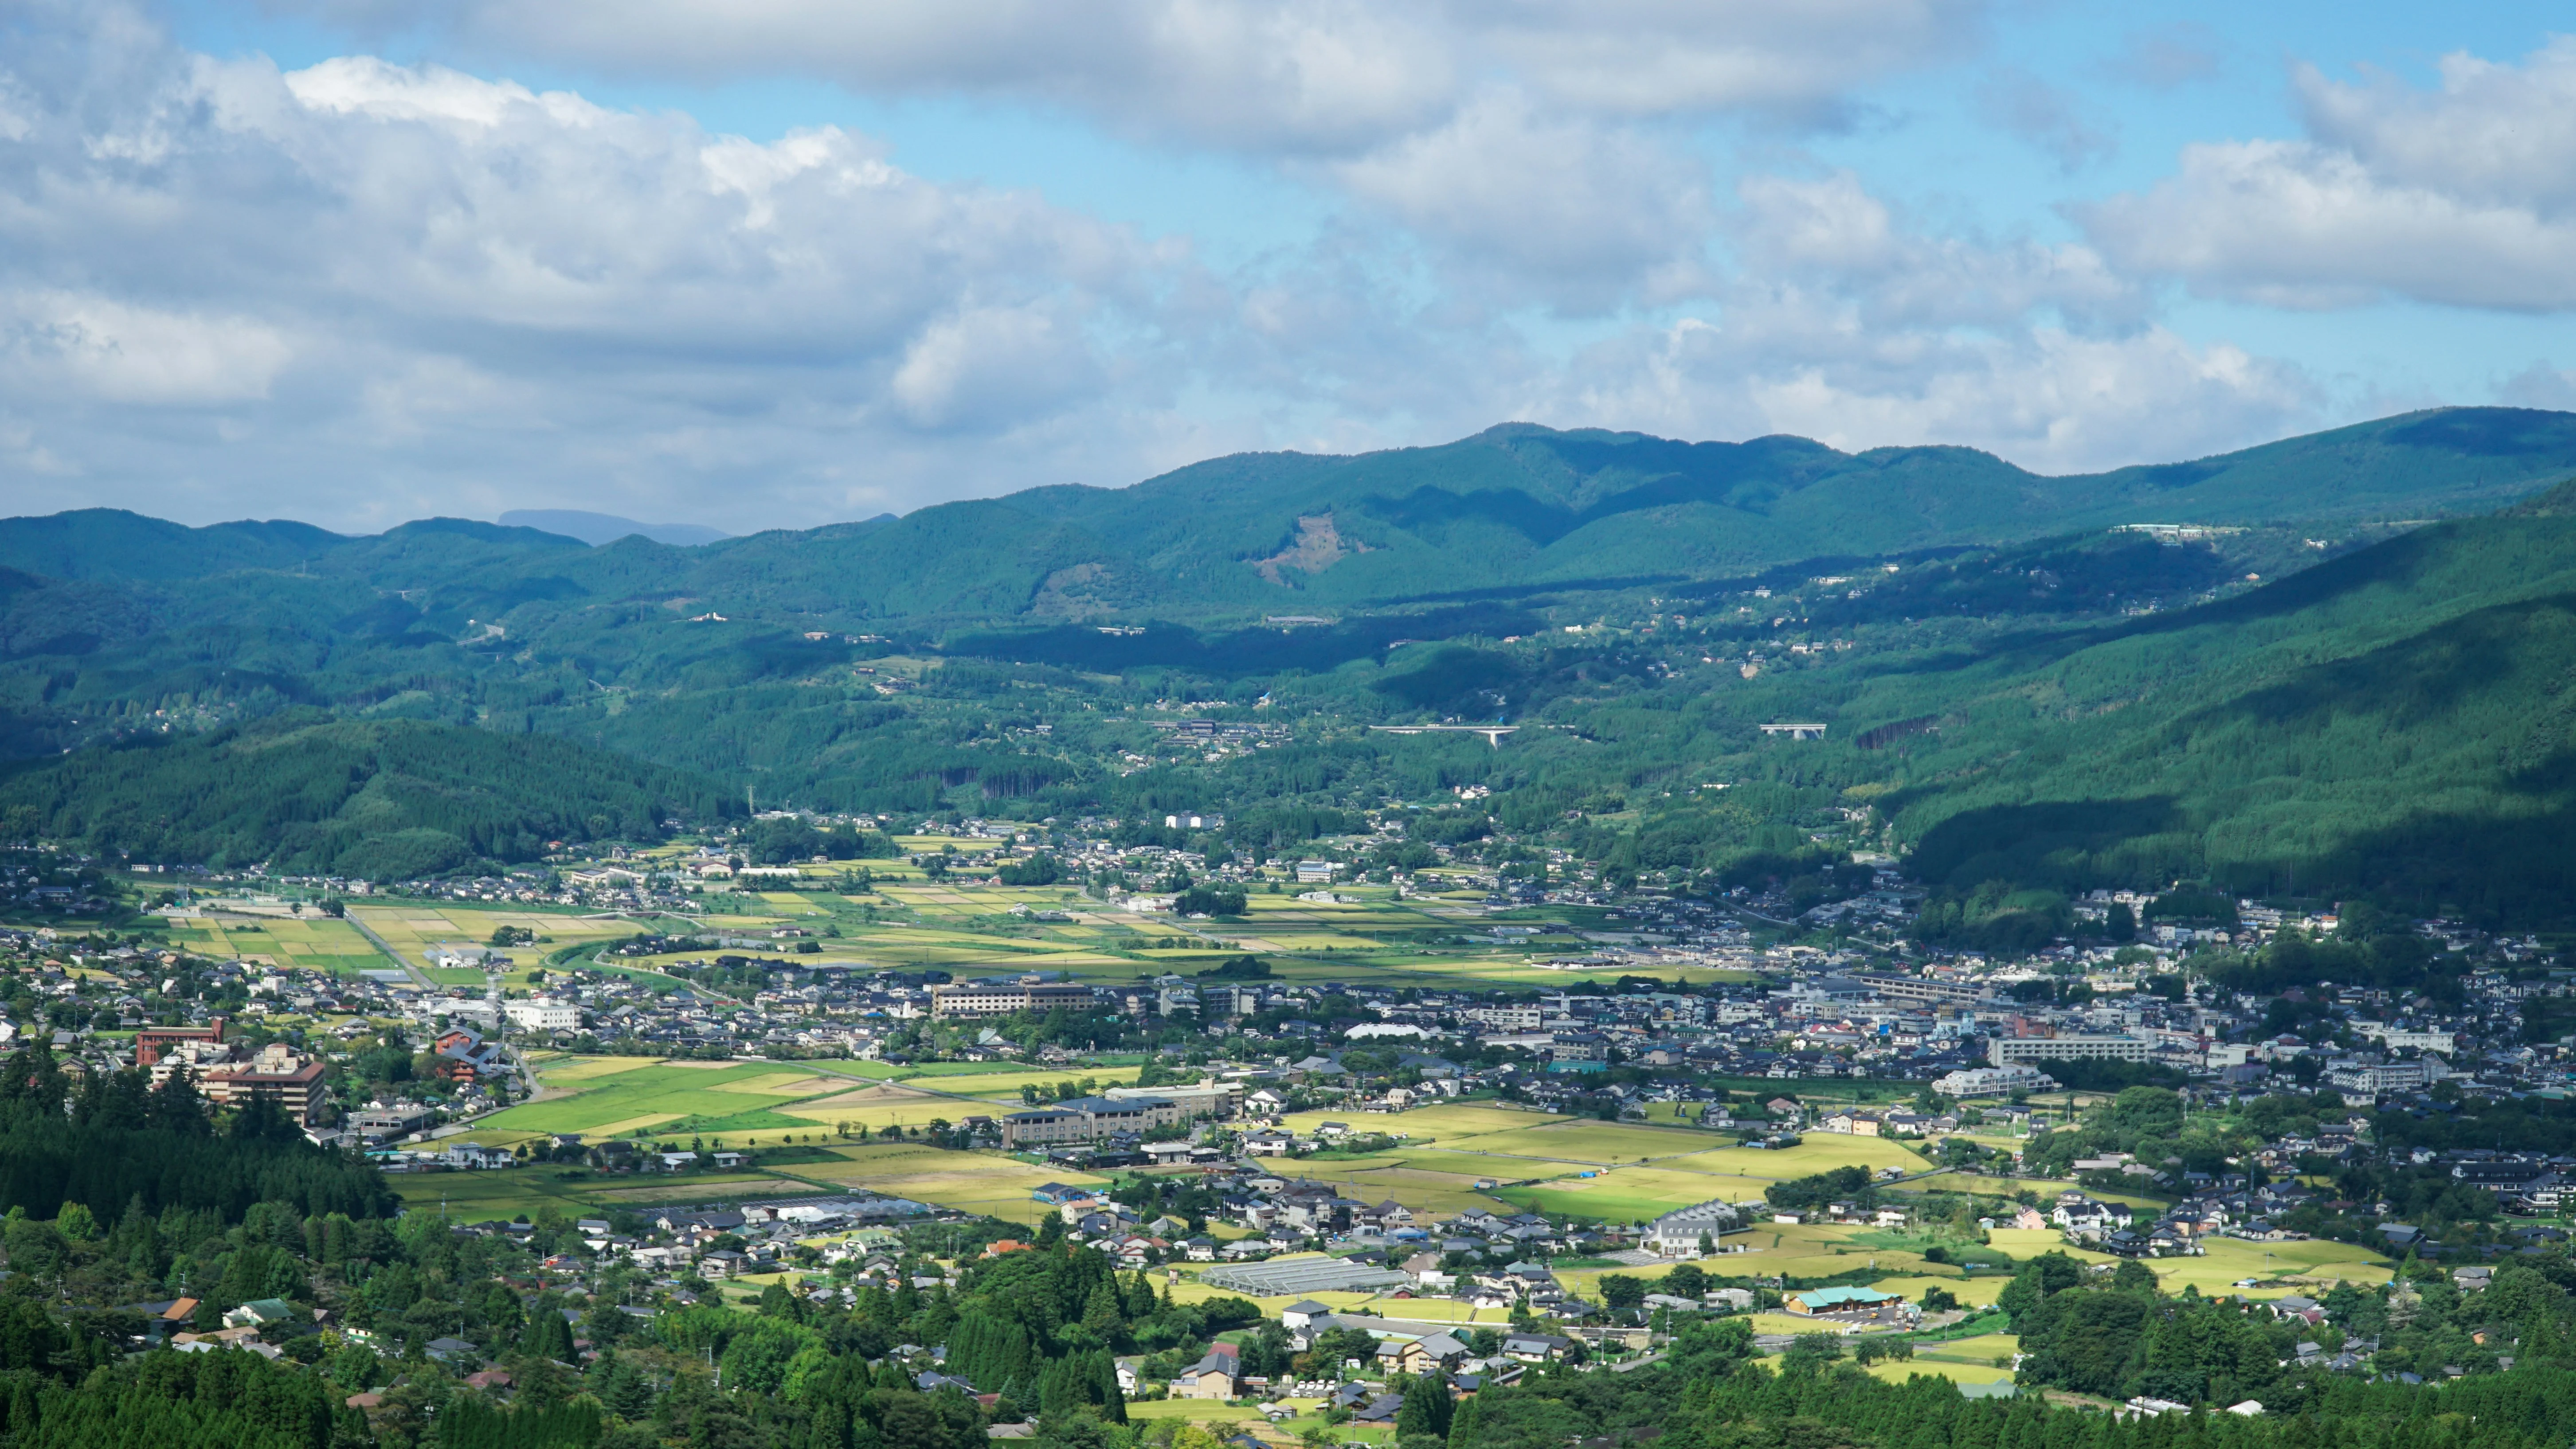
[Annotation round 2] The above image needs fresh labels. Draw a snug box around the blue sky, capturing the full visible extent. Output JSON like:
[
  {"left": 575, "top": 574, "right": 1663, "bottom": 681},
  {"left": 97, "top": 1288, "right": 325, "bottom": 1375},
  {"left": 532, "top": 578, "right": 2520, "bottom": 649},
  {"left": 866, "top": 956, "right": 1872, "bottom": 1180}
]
[{"left": 5, "top": 0, "right": 2575, "bottom": 532}]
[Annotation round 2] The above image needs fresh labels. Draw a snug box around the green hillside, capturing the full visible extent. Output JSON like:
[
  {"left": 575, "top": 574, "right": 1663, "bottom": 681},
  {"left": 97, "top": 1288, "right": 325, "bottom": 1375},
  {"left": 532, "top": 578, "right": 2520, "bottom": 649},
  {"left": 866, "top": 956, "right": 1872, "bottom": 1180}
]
[
  {"left": 1853, "top": 516, "right": 2576, "bottom": 923},
  {"left": 0, "top": 715, "right": 738, "bottom": 877},
  {"left": 4, "top": 407, "right": 2576, "bottom": 924}
]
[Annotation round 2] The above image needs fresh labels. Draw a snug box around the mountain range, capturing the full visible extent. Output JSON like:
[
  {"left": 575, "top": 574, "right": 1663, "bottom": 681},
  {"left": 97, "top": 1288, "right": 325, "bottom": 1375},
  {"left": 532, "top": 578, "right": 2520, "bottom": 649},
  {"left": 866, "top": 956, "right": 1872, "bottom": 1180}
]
[
  {"left": 3, "top": 406, "right": 2574, "bottom": 924},
  {"left": 8, "top": 407, "right": 2576, "bottom": 626}
]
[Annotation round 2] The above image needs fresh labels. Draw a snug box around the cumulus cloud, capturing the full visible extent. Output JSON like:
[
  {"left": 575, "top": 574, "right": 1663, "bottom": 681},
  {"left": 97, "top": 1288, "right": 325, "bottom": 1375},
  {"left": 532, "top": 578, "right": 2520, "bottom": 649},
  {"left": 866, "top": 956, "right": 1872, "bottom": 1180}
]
[
  {"left": 1331, "top": 93, "right": 1716, "bottom": 312},
  {"left": 1734, "top": 171, "right": 2142, "bottom": 331},
  {"left": 2083, "top": 38, "right": 2576, "bottom": 311},
  {"left": 1553, "top": 313, "right": 2314, "bottom": 477},
  {"left": 0, "top": 3, "right": 2333, "bottom": 531},
  {"left": 1521, "top": 172, "right": 2310, "bottom": 475},
  {"left": 291, "top": 0, "right": 1984, "bottom": 152},
  {"left": 0, "top": 4, "right": 1198, "bottom": 527}
]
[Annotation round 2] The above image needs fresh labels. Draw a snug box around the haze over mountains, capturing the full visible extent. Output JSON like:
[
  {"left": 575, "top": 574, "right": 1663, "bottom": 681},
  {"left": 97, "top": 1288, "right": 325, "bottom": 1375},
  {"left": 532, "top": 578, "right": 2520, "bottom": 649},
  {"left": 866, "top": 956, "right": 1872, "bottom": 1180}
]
[{"left": 495, "top": 512, "right": 735, "bottom": 548}]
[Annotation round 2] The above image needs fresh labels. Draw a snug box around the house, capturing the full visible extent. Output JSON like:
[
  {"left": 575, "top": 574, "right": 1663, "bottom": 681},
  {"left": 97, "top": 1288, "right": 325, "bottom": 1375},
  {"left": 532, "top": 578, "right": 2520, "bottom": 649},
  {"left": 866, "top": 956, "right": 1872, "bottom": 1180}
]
[
  {"left": 1501, "top": 1333, "right": 1573, "bottom": 1362},
  {"left": 1280, "top": 1301, "right": 1337, "bottom": 1332},
  {"left": 1392, "top": 1333, "right": 1470, "bottom": 1373},
  {"left": 1172, "top": 1349, "right": 1238, "bottom": 1400},
  {"left": 223, "top": 1298, "right": 300, "bottom": 1331},
  {"left": 125, "top": 1297, "right": 199, "bottom": 1343},
  {"left": 1351, "top": 1394, "right": 1406, "bottom": 1425},
  {"left": 2053, "top": 1196, "right": 2134, "bottom": 1238}
]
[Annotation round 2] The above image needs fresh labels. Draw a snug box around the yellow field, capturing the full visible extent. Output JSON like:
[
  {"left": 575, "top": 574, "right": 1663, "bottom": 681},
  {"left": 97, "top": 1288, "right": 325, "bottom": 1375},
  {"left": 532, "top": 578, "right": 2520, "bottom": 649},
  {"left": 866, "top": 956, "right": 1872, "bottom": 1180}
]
[
  {"left": 1916, "top": 1333, "right": 2020, "bottom": 1364},
  {"left": 778, "top": 1088, "right": 971, "bottom": 1134},
  {"left": 1664, "top": 1135, "right": 1935, "bottom": 1179},
  {"left": 530, "top": 1056, "right": 668, "bottom": 1083},
  {"left": 881, "top": 1066, "right": 1149, "bottom": 1100},
  {"left": 2147, "top": 1235, "right": 2393, "bottom": 1295},
  {"left": 1868, "top": 1274, "right": 2008, "bottom": 1307},
  {"left": 583, "top": 1113, "right": 685, "bottom": 1137},
  {"left": 795, "top": 1143, "right": 1108, "bottom": 1222},
  {"left": 1277, "top": 1103, "right": 1545, "bottom": 1140},
  {"left": 713, "top": 1073, "right": 840, "bottom": 1095},
  {"left": 1985, "top": 1229, "right": 2109, "bottom": 1262},
  {"left": 1872, "top": 1361, "right": 2014, "bottom": 1387}
]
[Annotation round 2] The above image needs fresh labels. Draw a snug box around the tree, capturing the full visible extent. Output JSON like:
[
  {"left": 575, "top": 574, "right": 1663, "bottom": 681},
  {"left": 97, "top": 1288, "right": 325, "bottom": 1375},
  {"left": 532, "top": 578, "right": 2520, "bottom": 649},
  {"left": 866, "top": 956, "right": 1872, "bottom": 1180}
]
[
  {"left": 1781, "top": 1333, "right": 1845, "bottom": 1372},
  {"left": 1395, "top": 1375, "right": 1454, "bottom": 1439}
]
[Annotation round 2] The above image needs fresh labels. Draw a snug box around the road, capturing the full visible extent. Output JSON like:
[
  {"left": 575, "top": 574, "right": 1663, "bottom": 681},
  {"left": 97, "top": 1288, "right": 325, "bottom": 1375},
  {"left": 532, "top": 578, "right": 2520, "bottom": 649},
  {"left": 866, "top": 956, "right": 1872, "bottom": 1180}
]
[{"left": 342, "top": 910, "right": 435, "bottom": 990}]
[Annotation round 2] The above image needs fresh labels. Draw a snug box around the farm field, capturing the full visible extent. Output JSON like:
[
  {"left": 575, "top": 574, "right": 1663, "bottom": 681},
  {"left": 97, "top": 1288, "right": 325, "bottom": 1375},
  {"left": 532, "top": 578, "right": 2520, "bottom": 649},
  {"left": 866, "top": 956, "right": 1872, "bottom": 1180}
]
[
  {"left": 383, "top": 1164, "right": 806, "bottom": 1220},
  {"left": 860, "top": 1066, "right": 1151, "bottom": 1102},
  {"left": 1239, "top": 1100, "right": 1947, "bottom": 1225},
  {"left": 1276, "top": 1103, "right": 1548, "bottom": 1141},
  {"left": 777, "top": 1084, "right": 985, "bottom": 1136},
  {"left": 348, "top": 904, "right": 663, "bottom": 986},
  {"left": 795, "top": 1142, "right": 1107, "bottom": 1222},
  {"left": 1873, "top": 1360, "right": 2015, "bottom": 1388},
  {"left": 2146, "top": 1235, "right": 2393, "bottom": 1295},
  {"left": 1866, "top": 1274, "right": 2010, "bottom": 1307},
  {"left": 165, "top": 916, "right": 388, "bottom": 972},
  {"left": 478, "top": 1059, "right": 852, "bottom": 1143}
]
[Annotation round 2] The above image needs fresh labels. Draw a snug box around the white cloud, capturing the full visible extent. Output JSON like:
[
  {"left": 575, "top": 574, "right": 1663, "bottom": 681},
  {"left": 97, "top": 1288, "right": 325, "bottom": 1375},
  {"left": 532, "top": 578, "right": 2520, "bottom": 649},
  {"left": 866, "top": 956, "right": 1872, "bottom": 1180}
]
[
  {"left": 0, "top": 4, "right": 1210, "bottom": 527},
  {"left": 293, "top": 0, "right": 1981, "bottom": 152},
  {"left": 1332, "top": 93, "right": 1715, "bottom": 311},
  {"left": 0, "top": 292, "right": 294, "bottom": 405},
  {"left": 2083, "top": 38, "right": 2576, "bottom": 311},
  {"left": 1554, "top": 313, "right": 2315, "bottom": 476},
  {"left": 0, "top": 3, "right": 2335, "bottom": 532},
  {"left": 1733, "top": 172, "right": 2141, "bottom": 331},
  {"left": 890, "top": 304, "right": 1109, "bottom": 432}
]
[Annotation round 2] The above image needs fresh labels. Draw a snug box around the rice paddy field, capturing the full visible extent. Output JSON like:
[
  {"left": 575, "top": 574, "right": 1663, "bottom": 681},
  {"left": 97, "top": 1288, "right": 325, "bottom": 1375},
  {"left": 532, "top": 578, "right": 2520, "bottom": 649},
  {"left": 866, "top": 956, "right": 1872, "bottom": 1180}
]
[
  {"left": 792, "top": 1142, "right": 1108, "bottom": 1222},
  {"left": 436, "top": 863, "right": 1739, "bottom": 990},
  {"left": 470, "top": 1059, "right": 861, "bottom": 1143},
  {"left": 1876, "top": 1333, "right": 2022, "bottom": 1386},
  {"left": 385, "top": 1164, "right": 799, "bottom": 1221},
  {"left": 345, "top": 905, "right": 654, "bottom": 985},
  {"left": 162, "top": 916, "right": 390, "bottom": 973}
]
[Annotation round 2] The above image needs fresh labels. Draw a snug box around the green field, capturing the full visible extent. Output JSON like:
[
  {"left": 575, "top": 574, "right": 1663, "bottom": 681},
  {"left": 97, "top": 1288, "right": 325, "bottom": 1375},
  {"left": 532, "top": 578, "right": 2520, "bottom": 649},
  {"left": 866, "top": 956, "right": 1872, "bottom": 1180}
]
[
  {"left": 164, "top": 916, "right": 389, "bottom": 973},
  {"left": 481, "top": 1060, "right": 851, "bottom": 1140}
]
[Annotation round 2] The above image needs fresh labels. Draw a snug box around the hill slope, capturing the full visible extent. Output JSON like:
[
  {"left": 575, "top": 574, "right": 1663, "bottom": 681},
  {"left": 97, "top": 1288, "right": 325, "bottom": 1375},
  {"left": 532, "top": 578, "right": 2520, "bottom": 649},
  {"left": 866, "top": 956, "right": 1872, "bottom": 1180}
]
[
  {"left": 5, "top": 408, "right": 2573, "bottom": 624},
  {"left": 0, "top": 715, "right": 738, "bottom": 877}
]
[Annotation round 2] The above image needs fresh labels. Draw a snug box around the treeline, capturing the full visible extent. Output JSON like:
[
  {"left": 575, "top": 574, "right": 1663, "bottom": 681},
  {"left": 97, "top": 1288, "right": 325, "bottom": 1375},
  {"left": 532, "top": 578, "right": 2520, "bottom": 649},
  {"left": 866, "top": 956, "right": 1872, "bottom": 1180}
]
[
  {"left": 0, "top": 713, "right": 737, "bottom": 876},
  {"left": 0, "top": 1046, "right": 393, "bottom": 1222}
]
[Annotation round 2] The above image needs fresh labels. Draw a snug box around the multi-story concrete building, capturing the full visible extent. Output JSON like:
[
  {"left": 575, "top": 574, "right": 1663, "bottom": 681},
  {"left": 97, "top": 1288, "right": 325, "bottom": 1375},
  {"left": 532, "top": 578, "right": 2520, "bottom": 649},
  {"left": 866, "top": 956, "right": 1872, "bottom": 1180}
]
[
  {"left": 1001, "top": 1094, "right": 1178, "bottom": 1148},
  {"left": 1989, "top": 1034, "right": 2151, "bottom": 1067},
  {"left": 930, "top": 980, "right": 1098, "bottom": 1019},
  {"left": 503, "top": 998, "right": 583, "bottom": 1032},
  {"left": 200, "top": 1044, "right": 329, "bottom": 1126}
]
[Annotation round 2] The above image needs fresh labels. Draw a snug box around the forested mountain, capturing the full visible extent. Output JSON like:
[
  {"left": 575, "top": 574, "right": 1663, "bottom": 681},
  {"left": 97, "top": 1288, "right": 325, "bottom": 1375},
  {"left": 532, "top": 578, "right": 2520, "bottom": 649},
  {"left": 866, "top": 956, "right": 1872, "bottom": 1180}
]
[
  {"left": 3, "top": 406, "right": 2575, "bottom": 919},
  {"left": 6, "top": 408, "right": 2573, "bottom": 621},
  {"left": 0, "top": 717, "right": 738, "bottom": 878}
]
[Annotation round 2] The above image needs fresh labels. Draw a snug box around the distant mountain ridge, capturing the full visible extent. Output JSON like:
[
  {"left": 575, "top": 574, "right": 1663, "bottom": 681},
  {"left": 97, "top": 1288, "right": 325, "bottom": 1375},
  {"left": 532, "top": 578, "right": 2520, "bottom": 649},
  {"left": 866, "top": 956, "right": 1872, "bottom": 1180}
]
[
  {"left": 4, "top": 407, "right": 2571, "bottom": 622},
  {"left": 497, "top": 510, "right": 733, "bottom": 547}
]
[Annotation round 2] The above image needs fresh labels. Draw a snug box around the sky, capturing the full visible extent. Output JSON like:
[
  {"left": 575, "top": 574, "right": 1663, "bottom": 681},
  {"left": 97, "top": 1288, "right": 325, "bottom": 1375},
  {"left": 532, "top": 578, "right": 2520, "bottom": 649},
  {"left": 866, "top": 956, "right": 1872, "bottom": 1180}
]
[{"left": 6, "top": 1, "right": 2576, "bottom": 534}]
